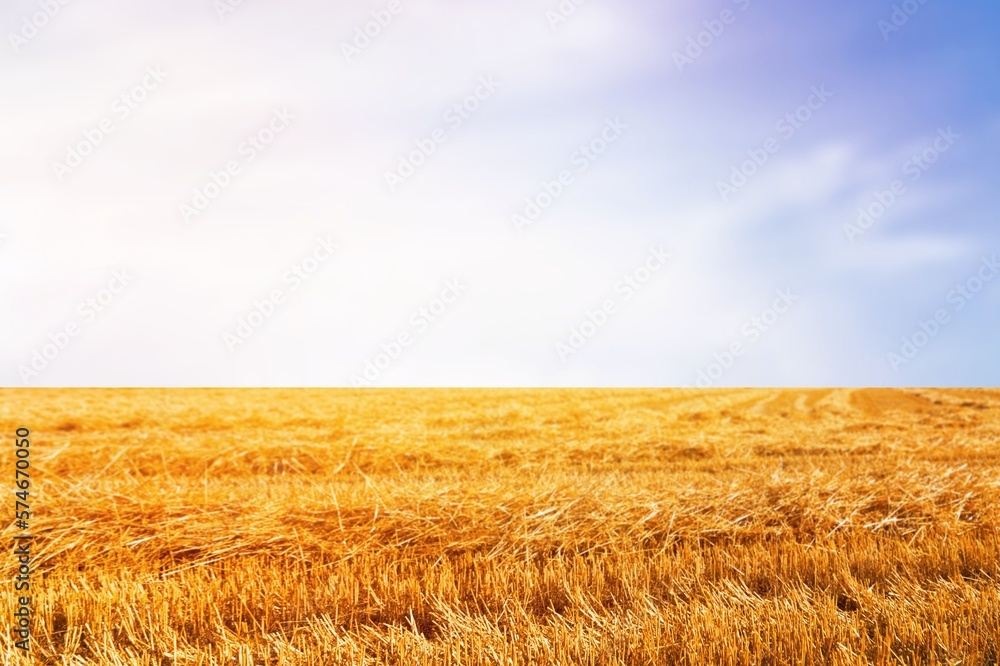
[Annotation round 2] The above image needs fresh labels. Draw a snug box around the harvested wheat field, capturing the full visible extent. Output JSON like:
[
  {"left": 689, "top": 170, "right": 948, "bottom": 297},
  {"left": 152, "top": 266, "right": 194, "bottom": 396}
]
[{"left": 1, "top": 388, "right": 999, "bottom": 665}]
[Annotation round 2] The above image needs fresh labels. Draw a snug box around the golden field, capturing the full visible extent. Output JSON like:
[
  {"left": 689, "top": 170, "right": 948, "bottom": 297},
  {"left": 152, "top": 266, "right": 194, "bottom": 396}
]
[{"left": 1, "top": 388, "right": 999, "bottom": 665}]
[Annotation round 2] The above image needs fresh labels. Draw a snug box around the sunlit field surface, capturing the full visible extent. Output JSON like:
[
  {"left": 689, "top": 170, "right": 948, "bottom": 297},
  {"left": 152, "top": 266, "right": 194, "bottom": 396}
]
[{"left": 1, "top": 389, "right": 998, "bottom": 665}]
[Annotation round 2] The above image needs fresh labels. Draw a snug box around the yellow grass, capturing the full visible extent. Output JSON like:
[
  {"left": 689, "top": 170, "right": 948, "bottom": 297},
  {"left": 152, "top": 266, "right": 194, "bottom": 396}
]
[{"left": 1, "top": 388, "right": 999, "bottom": 665}]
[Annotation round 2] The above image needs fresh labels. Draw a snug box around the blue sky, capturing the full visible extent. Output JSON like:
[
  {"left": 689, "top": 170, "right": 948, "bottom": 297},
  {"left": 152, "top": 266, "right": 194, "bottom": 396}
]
[{"left": 0, "top": 0, "right": 997, "bottom": 386}]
